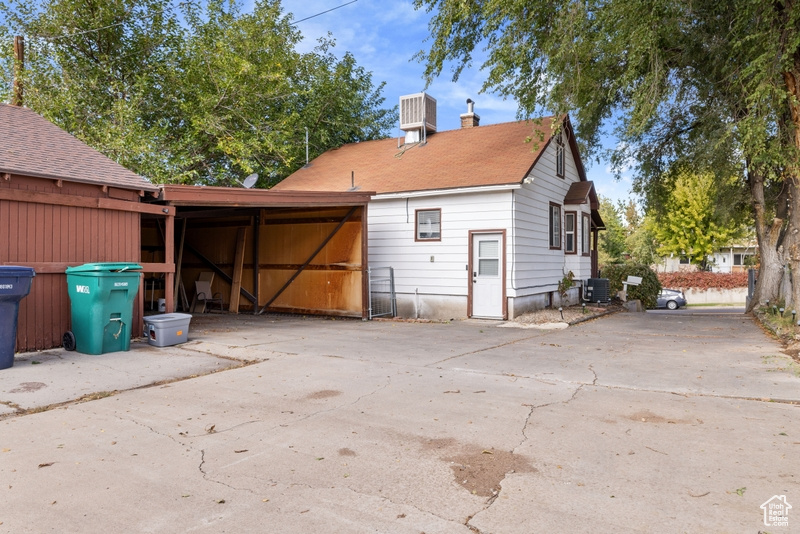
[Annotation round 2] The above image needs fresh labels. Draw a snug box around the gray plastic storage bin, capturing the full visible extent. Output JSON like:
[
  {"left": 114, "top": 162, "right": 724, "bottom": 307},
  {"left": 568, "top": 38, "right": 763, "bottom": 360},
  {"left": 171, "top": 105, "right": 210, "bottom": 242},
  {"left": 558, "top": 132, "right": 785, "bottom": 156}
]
[{"left": 143, "top": 313, "right": 192, "bottom": 347}]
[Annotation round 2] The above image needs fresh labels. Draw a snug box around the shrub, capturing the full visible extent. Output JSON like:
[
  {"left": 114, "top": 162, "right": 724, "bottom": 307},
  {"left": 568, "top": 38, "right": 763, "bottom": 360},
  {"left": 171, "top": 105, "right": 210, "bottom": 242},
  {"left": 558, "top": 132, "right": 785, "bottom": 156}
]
[
  {"left": 601, "top": 264, "right": 661, "bottom": 308},
  {"left": 657, "top": 271, "right": 748, "bottom": 290}
]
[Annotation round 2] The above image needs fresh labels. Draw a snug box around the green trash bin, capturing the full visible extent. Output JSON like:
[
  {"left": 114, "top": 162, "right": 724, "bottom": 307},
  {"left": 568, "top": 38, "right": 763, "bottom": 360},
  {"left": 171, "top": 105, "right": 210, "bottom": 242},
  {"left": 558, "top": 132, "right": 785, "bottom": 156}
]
[{"left": 64, "top": 263, "right": 143, "bottom": 355}]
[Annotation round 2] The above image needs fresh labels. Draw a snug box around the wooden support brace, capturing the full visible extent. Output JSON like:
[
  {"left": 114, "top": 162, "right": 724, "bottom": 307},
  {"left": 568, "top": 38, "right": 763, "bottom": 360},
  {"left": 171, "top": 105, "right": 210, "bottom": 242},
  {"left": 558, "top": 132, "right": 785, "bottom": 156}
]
[
  {"left": 258, "top": 207, "right": 357, "bottom": 315},
  {"left": 184, "top": 243, "right": 257, "bottom": 304}
]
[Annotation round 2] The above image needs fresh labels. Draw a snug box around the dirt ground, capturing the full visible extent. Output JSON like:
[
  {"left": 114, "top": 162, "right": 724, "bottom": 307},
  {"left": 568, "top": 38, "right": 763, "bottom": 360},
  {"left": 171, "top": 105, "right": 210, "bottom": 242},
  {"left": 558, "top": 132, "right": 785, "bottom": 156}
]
[{"left": 513, "top": 304, "right": 616, "bottom": 325}]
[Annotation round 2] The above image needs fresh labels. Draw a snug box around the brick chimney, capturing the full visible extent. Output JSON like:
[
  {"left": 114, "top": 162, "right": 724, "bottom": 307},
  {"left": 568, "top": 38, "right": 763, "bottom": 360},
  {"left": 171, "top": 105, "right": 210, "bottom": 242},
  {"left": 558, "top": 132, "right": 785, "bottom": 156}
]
[{"left": 460, "top": 98, "right": 480, "bottom": 128}]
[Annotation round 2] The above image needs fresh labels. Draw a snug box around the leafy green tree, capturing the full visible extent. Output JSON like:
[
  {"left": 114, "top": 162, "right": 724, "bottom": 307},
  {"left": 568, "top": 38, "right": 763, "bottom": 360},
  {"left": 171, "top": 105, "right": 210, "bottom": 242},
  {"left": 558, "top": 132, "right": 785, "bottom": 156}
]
[
  {"left": 618, "top": 199, "right": 658, "bottom": 266},
  {"left": 626, "top": 215, "right": 660, "bottom": 268},
  {"left": 173, "top": 1, "right": 396, "bottom": 186},
  {"left": 651, "top": 169, "right": 746, "bottom": 269},
  {"left": 413, "top": 0, "right": 799, "bottom": 310},
  {"left": 0, "top": 0, "right": 182, "bottom": 179},
  {"left": 0, "top": 0, "right": 397, "bottom": 185},
  {"left": 597, "top": 196, "right": 625, "bottom": 267}
]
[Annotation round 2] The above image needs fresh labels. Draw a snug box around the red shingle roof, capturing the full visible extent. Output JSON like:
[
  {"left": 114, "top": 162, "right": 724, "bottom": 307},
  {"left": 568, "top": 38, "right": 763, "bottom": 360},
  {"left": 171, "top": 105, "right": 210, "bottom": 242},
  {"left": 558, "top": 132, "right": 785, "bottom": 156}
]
[
  {"left": 0, "top": 104, "right": 157, "bottom": 192},
  {"left": 273, "top": 118, "right": 559, "bottom": 194}
]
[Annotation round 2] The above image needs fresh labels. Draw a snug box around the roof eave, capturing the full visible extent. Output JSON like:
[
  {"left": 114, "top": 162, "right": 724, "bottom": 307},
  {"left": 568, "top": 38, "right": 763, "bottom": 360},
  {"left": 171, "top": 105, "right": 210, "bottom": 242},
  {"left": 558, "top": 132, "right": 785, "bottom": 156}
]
[
  {"left": 373, "top": 182, "right": 521, "bottom": 200},
  {"left": 155, "top": 185, "right": 375, "bottom": 207},
  {"left": 0, "top": 167, "right": 158, "bottom": 193}
]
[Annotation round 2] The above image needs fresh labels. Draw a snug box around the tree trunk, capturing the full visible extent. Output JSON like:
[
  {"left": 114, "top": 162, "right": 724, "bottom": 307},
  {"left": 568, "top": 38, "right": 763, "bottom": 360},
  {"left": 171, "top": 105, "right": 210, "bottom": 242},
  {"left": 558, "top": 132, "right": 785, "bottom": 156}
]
[
  {"left": 786, "top": 176, "right": 800, "bottom": 312},
  {"left": 746, "top": 165, "right": 784, "bottom": 312},
  {"left": 782, "top": 58, "right": 800, "bottom": 312}
]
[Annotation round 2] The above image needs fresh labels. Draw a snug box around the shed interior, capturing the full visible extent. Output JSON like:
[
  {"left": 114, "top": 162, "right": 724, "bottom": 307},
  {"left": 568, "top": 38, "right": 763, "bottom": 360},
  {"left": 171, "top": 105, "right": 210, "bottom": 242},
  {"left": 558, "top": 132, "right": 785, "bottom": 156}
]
[{"left": 141, "top": 187, "right": 370, "bottom": 319}]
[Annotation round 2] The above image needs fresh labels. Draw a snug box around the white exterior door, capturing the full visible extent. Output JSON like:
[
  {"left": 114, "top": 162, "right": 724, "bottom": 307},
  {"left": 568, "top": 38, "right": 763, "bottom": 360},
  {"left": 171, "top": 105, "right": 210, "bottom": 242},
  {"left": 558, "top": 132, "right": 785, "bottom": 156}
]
[{"left": 471, "top": 232, "right": 504, "bottom": 318}]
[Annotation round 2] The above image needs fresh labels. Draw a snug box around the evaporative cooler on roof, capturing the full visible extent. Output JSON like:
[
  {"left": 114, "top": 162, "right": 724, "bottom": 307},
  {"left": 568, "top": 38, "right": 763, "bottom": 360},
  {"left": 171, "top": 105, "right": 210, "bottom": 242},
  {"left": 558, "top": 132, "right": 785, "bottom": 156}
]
[{"left": 399, "top": 93, "right": 437, "bottom": 144}]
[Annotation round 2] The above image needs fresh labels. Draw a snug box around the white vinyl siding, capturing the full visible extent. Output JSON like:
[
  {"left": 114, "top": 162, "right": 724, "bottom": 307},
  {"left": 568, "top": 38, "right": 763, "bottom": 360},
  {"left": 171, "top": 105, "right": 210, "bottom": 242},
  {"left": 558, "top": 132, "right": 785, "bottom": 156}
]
[
  {"left": 512, "top": 129, "right": 593, "bottom": 295},
  {"left": 368, "top": 190, "right": 512, "bottom": 297},
  {"left": 365, "top": 118, "right": 594, "bottom": 317}
]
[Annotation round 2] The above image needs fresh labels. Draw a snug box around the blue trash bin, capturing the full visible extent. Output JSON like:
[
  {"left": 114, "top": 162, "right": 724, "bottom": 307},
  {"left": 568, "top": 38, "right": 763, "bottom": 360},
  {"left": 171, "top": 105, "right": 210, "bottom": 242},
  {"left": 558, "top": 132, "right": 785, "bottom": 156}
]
[{"left": 0, "top": 266, "right": 35, "bottom": 370}]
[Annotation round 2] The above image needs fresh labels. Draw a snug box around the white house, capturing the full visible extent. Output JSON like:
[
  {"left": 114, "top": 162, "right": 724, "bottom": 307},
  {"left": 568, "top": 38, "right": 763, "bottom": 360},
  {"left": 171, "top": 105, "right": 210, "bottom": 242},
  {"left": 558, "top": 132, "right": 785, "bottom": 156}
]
[
  {"left": 710, "top": 242, "right": 757, "bottom": 273},
  {"left": 656, "top": 241, "right": 757, "bottom": 273},
  {"left": 273, "top": 94, "right": 604, "bottom": 320}
]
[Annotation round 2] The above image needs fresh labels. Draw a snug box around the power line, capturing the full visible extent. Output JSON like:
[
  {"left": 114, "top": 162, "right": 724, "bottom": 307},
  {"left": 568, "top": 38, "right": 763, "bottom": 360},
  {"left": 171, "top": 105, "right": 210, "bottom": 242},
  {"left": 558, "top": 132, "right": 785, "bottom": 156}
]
[
  {"left": 27, "top": 2, "right": 178, "bottom": 41},
  {"left": 46, "top": 20, "right": 126, "bottom": 40},
  {"left": 291, "top": 0, "right": 358, "bottom": 25},
  {"left": 19, "top": 0, "right": 359, "bottom": 42}
]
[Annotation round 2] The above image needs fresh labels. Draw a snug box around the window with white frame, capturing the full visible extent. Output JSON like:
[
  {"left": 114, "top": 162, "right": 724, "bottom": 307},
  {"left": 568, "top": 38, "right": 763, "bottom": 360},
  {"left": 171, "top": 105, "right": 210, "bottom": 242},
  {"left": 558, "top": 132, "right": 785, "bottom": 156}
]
[
  {"left": 582, "top": 213, "right": 590, "bottom": 256},
  {"left": 416, "top": 209, "right": 441, "bottom": 241},
  {"left": 565, "top": 212, "right": 576, "bottom": 253},
  {"left": 549, "top": 203, "right": 561, "bottom": 249},
  {"left": 555, "top": 131, "right": 565, "bottom": 177}
]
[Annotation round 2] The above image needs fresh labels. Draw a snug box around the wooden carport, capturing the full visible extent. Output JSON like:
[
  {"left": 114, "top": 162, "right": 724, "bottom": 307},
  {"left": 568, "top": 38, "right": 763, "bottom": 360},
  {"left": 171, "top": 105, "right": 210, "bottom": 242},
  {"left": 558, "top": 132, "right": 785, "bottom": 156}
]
[{"left": 144, "top": 185, "right": 373, "bottom": 319}]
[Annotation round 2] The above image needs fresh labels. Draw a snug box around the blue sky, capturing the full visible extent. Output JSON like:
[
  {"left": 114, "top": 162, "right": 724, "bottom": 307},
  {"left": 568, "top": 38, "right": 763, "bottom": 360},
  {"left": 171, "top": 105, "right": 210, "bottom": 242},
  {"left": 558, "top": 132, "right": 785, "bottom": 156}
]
[{"left": 277, "top": 0, "right": 633, "bottom": 203}]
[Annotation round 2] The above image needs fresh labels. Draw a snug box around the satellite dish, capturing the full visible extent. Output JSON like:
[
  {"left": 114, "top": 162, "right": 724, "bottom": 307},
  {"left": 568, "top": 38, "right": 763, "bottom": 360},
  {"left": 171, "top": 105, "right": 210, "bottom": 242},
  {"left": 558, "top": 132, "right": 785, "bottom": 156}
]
[{"left": 242, "top": 173, "right": 257, "bottom": 189}]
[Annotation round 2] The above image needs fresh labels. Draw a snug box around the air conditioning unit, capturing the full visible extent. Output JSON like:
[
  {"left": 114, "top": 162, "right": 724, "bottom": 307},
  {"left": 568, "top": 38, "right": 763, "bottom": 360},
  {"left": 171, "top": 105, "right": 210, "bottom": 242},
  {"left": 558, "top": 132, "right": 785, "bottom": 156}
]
[
  {"left": 400, "top": 93, "right": 437, "bottom": 133},
  {"left": 584, "top": 278, "right": 610, "bottom": 303}
]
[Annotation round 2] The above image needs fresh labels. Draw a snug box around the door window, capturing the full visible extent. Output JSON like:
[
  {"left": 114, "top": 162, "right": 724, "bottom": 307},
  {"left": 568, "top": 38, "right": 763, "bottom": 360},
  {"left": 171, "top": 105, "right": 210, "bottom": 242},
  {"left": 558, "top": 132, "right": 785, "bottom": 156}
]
[{"left": 478, "top": 240, "right": 499, "bottom": 276}]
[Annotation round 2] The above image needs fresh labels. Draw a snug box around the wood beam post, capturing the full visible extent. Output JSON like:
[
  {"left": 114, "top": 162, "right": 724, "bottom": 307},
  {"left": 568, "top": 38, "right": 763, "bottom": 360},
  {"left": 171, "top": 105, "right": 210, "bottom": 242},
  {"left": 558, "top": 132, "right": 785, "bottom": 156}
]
[
  {"left": 253, "top": 214, "right": 260, "bottom": 314},
  {"left": 229, "top": 227, "right": 247, "bottom": 313},
  {"left": 164, "top": 211, "right": 175, "bottom": 312},
  {"left": 361, "top": 205, "right": 369, "bottom": 320},
  {"left": 173, "top": 218, "right": 187, "bottom": 308}
]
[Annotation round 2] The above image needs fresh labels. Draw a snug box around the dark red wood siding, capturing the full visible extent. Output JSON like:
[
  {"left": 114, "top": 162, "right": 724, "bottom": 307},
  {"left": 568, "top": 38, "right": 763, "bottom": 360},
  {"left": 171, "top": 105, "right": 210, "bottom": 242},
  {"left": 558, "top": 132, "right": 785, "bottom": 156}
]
[{"left": 1, "top": 175, "right": 141, "bottom": 351}]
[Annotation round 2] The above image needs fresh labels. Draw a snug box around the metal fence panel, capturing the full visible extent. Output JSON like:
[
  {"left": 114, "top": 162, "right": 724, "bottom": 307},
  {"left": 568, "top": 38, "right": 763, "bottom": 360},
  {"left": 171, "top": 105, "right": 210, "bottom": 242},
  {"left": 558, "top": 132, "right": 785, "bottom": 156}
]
[{"left": 368, "top": 267, "right": 396, "bottom": 319}]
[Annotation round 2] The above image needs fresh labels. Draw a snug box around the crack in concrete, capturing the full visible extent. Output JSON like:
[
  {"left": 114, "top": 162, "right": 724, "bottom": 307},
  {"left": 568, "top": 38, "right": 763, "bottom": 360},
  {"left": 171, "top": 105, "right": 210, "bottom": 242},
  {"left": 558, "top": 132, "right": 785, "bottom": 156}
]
[
  {"left": 189, "top": 378, "right": 402, "bottom": 502},
  {"left": 189, "top": 419, "right": 263, "bottom": 438},
  {"left": 71, "top": 405, "right": 187, "bottom": 447},
  {"left": 175, "top": 344, "right": 267, "bottom": 364},
  {"left": 331, "top": 484, "right": 468, "bottom": 531},
  {"left": 493, "top": 363, "right": 799, "bottom": 406},
  {"left": 197, "top": 449, "right": 260, "bottom": 495},
  {"left": 464, "top": 516, "right": 485, "bottom": 533},
  {"left": 589, "top": 364, "right": 598, "bottom": 385},
  {"left": 0, "top": 400, "right": 22, "bottom": 413},
  {"left": 196, "top": 449, "right": 257, "bottom": 495},
  {"left": 69, "top": 404, "right": 260, "bottom": 497},
  {"left": 427, "top": 333, "right": 553, "bottom": 366},
  {"left": 468, "top": 371, "right": 594, "bottom": 532},
  {"left": 249, "top": 377, "right": 394, "bottom": 437},
  {"left": 587, "top": 382, "right": 800, "bottom": 405}
]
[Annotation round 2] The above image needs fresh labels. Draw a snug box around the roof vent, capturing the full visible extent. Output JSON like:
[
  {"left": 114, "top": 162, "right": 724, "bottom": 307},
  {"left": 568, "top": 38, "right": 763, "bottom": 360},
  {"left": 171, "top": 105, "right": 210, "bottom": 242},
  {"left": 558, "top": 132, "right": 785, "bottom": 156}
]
[{"left": 400, "top": 93, "right": 436, "bottom": 143}]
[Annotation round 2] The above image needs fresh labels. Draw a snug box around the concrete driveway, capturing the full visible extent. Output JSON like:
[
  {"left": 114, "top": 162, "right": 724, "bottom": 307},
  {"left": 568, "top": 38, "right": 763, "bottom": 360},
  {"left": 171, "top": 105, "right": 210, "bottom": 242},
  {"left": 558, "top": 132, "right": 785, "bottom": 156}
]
[{"left": 1, "top": 310, "right": 798, "bottom": 533}]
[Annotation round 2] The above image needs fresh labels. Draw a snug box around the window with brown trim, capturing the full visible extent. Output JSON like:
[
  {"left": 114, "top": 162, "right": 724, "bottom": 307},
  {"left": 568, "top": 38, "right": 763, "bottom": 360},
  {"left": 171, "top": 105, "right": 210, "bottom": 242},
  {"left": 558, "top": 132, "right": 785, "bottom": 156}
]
[
  {"left": 555, "top": 131, "right": 565, "bottom": 178},
  {"left": 565, "top": 211, "right": 576, "bottom": 254},
  {"left": 582, "top": 213, "right": 591, "bottom": 256},
  {"left": 549, "top": 202, "right": 561, "bottom": 249},
  {"left": 416, "top": 209, "right": 441, "bottom": 241}
]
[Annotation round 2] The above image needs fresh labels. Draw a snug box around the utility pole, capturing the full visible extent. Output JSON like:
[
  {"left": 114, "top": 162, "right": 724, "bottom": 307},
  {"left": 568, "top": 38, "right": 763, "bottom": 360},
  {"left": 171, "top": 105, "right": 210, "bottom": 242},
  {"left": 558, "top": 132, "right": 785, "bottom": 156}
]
[{"left": 12, "top": 36, "right": 24, "bottom": 106}]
